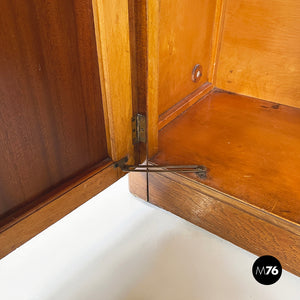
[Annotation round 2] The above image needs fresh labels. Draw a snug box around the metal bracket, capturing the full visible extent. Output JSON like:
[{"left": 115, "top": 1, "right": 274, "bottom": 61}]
[
  {"left": 114, "top": 157, "right": 207, "bottom": 179},
  {"left": 132, "top": 114, "right": 146, "bottom": 144}
]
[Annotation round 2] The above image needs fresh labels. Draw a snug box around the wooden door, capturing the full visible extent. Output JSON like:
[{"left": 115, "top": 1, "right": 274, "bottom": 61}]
[{"left": 0, "top": 0, "right": 134, "bottom": 257}]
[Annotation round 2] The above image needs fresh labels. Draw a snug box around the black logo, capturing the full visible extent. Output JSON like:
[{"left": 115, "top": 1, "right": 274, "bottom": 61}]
[{"left": 252, "top": 255, "right": 282, "bottom": 285}]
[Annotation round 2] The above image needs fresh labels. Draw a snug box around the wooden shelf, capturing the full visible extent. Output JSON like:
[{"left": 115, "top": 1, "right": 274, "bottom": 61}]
[
  {"left": 129, "top": 89, "right": 300, "bottom": 276},
  {"left": 153, "top": 89, "right": 300, "bottom": 225}
]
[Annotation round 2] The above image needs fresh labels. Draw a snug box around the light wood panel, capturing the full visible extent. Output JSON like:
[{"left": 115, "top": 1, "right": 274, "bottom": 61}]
[
  {"left": 129, "top": 170, "right": 300, "bottom": 276},
  {"left": 0, "top": 0, "right": 108, "bottom": 218},
  {"left": 158, "top": 83, "right": 213, "bottom": 130},
  {"left": 153, "top": 90, "right": 300, "bottom": 224},
  {"left": 216, "top": 0, "right": 300, "bottom": 107},
  {"left": 92, "top": 0, "right": 134, "bottom": 162},
  {"left": 208, "top": 0, "right": 227, "bottom": 84},
  {"left": 0, "top": 161, "right": 123, "bottom": 259},
  {"left": 146, "top": 0, "right": 160, "bottom": 157},
  {"left": 157, "top": 0, "right": 217, "bottom": 115}
]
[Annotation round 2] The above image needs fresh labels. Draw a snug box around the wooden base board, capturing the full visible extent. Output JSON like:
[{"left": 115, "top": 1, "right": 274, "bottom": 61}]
[
  {"left": 0, "top": 161, "right": 123, "bottom": 259},
  {"left": 129, "top": 171, "right": 300, "bottom": 276}
]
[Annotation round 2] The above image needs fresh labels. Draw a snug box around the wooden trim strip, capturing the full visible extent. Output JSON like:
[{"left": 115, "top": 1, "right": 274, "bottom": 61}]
[
  {"left": 0, "top": 162, "right": 123, "bottom": 259},
  {"left": 158, "top": 171, "right": 300, "bottom": 236},
  {"left": 158, "top": 83, "right": 213, "bottom": 130},
  {"left": 92, "top": 0, "right": 134, "bottom": 162},
  {"left": 208, "top": 0, "right": 227, "bottom": 84},
  {"left": 146, "top": 0, "right": 160, "bottom": 158}
]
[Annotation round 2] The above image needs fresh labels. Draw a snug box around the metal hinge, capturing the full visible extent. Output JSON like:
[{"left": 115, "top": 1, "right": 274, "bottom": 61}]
[
  {"left": 114, "top": 156, "right": 207, "bottom": 179},
  {"left": 132, "top": 114, "right": 146, "bottom": 144}
]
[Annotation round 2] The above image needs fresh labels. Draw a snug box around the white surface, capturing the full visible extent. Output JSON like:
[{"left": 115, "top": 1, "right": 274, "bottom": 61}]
[{"left": 0, "top": 175, "right": 299, "bottom": 300}]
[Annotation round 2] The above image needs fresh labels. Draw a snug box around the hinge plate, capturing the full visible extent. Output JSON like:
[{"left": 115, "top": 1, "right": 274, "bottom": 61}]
[{"left": 132, "top": 114, "right": 146, "bottom": 144}]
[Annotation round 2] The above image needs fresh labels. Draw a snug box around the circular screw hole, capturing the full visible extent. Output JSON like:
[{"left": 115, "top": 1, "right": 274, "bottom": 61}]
[{"left": 192, "top": 64, "right": 202, "bottom": 82}]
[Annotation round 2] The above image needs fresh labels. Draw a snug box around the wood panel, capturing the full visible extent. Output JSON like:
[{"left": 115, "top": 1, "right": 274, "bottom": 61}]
[
  {"left": 158, "top": 82, "right": 213, "bottom": 130},
  {"left": 0, "top": 161, "right": 123, "bottom": 259},
  {"left": 157, "top": 0, "right": 217, "bottom": 116},
  {"left": 129, "top": 171, "right": 300, "bottom": 276},
  {"left": 146, "top": 0, "right": 160, "bottom": 158},
  {"left": 127, "top": 0, "right": 148, "bottom": 163},
  {"left": 153, "top": 90, "right": 300, "bottom": 225},
  {"left": 216, "top": 0, "right": 300, "bottom": 107},
  {"left": 0, "top": 0, "right": 108, "bottom": 218},
  {"left": 92, "top": 0, "right": 134, "bottom": 162}
]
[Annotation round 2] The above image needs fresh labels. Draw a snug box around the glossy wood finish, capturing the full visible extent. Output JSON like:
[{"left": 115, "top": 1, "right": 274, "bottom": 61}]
[
  {"left": 158, "top": 83, "right": 213, "bottom": 130},
  {"left": 92, "top": 0, "right": 134, "bottom": 162},
  {"left": 127, "top": 0, "right": 148, "bottom": 163},
  {"left": 129, "top": 170, "right": 300, "bottom": 276},
  {"left": 216, "top": 0, "right": 300, "bottom": 107},
  {"left": 153, "top": 90, "right": 300, "bottom": 224},
  {"left": 157, "top": 0, "right": 217, "bottom": 116},
  {"left": 129, "top": 0, "right": 300, "bottom": 277},
  {"left": 0, "top": 0, "right": 108, "bottom": 218},
  {"left": 208, "top": 0, "right": 227, "bottom": 84},
  {"left": 147, "top": 0, "right": 160, "bottom": 157},
  {"left": 0, "top": 161, "right": 123, "bottom": 259}
]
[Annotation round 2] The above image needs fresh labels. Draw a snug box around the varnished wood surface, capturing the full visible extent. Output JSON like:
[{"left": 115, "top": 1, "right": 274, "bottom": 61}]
[
  {"left": 0, "top": 0, "right": 108, "bottom": 218},
  {"left": 157, "top": 0, "right": 217, "bottom": 116},
  {"left": 129, "top": 171, "right": 300, "bottom": 276},
  {"left": 216, "top": 0, "right": 300, "bottom": 107},
  {"left": 152, "top": 90, "right": 300, "bottom": 224},
  {"left": 92, "top": 0, "right": 134, "bottom": 162},
  {"left": 0, "top": 161, "right": 123, "bottom": 259},
  {"left": 208, "top": 0, "right": 227, "bottom": 84},
  {"left": 146, "top": 0, "right": 160, "bottom": 158},
  {"left": 158, "top": 83, "right": 213, "bottom": 130},
  {"left": 128, "top": 0, "right": 148, "bottom": 163}
]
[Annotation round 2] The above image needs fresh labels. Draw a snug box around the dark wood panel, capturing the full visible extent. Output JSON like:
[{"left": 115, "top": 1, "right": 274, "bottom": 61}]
[
  {"left": 153, "top": 90, "right": 300, "bottom": 224},
  {"left": 0, "top": 0, "right": 107, "bottom": 217},
  {"left": 0, "top": 161, "right": 123, "bottom": 259}
]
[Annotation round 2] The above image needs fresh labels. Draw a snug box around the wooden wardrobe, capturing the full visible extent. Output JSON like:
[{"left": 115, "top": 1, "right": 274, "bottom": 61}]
[{"left": 0, "top": 0, "right": 299, "bottom": 276}]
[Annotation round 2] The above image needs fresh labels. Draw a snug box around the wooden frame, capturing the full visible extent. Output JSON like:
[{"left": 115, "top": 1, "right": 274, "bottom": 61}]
[
  {"left": 92, "top": 0, "right": 134, "bottom": 162},
  {"left": 146, "top": 0, "right": 160, "bottom": 157}
]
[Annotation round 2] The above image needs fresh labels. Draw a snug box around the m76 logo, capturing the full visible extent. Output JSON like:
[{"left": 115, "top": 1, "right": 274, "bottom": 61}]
[
  {"left": 255, "top": 266, "right": 279, "bottom": 276},
  {"left": 252, "top": 255, "right": 282, "bottom": 285}
]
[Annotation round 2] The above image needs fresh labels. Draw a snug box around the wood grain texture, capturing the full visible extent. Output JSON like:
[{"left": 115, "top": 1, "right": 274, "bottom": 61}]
[
  {"left": 208, "top": 0, "right": 227, "bottom": 84},
  {"left": 92, "top": 0, "right": 134, "bottom": 162},
  {"left": 0, "top": 161, "right": 123, "bottom": 259},
  {"left": 129, "top": 170, "right": 300, "bottom": 276},
  {"left": 143, "top": 171, "right": 299, "bottom": 276},
  {"left": 129, "top": 172, "right": 147, "bottom": 201},
  {"left": 158, "top": 0, "right": 217, "bottom": 115},
  {"left": 158, "top": 83, "right": 213, "bottom": 130},
  {"left": 0, "top": 0, "right": 108, "bottom": 218},
  {"left": 128, "top": 0, "right": 148, "bottom": 164},
  {"left": 216, "top": 0, "right": 300, "bottom": 107},
  {"left": 146, "top": 0, "right": 160, "bottom": 158},
  {"left": 153, "top": 90, "right": 300, "bottom": 225}
]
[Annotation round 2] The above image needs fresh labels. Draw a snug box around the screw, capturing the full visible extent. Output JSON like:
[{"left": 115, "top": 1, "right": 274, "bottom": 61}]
[{"left": 192, "top": 64, "right": 202, "bottom": 82}]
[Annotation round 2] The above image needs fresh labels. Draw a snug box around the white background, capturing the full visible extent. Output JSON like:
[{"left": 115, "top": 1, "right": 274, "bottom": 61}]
[{"left": 0, "top": 175, "right": 299, "bottom": 300}]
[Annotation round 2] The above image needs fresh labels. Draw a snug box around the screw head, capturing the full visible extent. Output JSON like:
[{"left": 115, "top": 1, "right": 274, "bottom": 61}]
[{"left": 192, "top": 64, "right": 202, "bottom": 82}]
